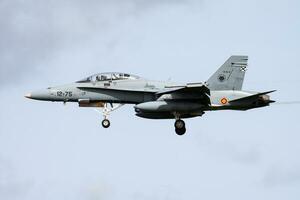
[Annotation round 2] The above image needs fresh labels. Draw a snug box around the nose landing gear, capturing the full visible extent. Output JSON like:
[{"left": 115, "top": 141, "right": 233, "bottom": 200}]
[
  {"left": 95, "top": 103, "right": 124, "bottom": 129},
  {"left": 102, "top": 119, "right": 110, "bottom": 128}
]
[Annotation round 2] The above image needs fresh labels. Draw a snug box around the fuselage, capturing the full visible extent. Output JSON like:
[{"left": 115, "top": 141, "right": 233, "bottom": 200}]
[
  {"left": 26, "top": 79, "right": 166, "bottom": 103},
  {"left": 25, "top": 72, "right": 272, "bottom": 120},
  {"left": 25, "top": 56, "right": 276, "bottom": 135}
]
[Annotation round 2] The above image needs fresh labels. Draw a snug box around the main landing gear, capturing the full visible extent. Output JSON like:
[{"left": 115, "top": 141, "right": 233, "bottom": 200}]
[
  {"left": 96, "top": 103, "right": 124, "bottom": 129},
  {"left": 173, "top": 112, "right": 187, "bottom": 135},
  {"left": 173, "top": 113, "right": 187, "bottom": 135},
  {"left": 174, "top": 119, "right": 186, "bottom": 135}
]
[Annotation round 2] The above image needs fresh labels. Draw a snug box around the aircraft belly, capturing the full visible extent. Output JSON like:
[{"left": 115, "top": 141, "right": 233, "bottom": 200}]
[
  {"left": 135, "top": 101, "right": 205, "bottom": 119},
  {"left": 136, "top": 112, "right": 201, "bottom": 119}
]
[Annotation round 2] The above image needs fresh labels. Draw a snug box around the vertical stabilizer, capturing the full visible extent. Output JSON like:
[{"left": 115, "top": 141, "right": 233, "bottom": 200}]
[{"left": 207, "top": 55, "right": 248, "bottom": 91}]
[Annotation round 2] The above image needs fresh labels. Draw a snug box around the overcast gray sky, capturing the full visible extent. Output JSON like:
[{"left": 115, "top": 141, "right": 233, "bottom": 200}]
[{"left": 1, "top": 0, "right": 300, "bottom": 199}]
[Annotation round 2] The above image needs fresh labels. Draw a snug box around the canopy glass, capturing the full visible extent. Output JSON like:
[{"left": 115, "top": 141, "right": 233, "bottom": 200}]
[{"left": 76, "top": 72, "right": 140, "bottom": 83}]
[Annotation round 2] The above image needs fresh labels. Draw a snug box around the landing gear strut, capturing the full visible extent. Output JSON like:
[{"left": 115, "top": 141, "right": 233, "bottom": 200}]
[
  {"left": 96, "top": 103, "right": 124, "bottom": 129},
  {"left": 174, "top": 119, "right": 186, "bottom": 136}
]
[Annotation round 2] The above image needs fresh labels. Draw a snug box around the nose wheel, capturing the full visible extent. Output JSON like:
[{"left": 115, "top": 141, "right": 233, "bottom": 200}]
[
  {"left": 174, "top": 119, "right": 186, "bottom": 135},
  {"left": 95, "top": 103, "right": 124, "bottom": 129},
  {"left": 102, "top": 119, "right": 110, "bottom": 128}
]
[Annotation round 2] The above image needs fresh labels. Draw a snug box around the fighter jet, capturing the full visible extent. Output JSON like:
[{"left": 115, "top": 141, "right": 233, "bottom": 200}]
[{"left": 25, "top": 56, "right": 275, "bottom": 135}]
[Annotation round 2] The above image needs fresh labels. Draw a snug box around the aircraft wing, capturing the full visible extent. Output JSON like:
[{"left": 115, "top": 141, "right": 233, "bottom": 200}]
[{"left": 156, "top": 83, "right": 211, "bottom": 105}]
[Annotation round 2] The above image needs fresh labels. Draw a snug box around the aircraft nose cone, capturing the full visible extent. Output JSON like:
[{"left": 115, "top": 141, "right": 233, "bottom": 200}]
[
  {"left": 25, "top": 89, "right": 51, "bottom": 101},
  {"left": 24, "top": 93, "right": 32, "bottom": 99}
]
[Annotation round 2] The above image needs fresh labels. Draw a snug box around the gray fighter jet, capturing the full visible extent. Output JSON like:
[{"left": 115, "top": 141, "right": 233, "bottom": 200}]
[{"left": 25, "top": 55, "right": 275, "bottom": 135}]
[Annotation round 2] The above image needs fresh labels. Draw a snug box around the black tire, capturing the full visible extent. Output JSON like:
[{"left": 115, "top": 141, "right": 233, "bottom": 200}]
[
  {"left": 175, "top": 127, "right": 186, "bottom": 136},
  {"left": 175, "top": 119, "right": 185, "bottom": 129},
  {"left": 102, "top": 119, "right": 110, "bottom": 128}
]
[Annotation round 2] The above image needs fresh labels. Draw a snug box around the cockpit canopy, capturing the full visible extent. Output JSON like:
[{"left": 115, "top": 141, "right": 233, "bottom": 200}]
[{"left": 76, "top": 72, "right": 140, "bottom": 83}]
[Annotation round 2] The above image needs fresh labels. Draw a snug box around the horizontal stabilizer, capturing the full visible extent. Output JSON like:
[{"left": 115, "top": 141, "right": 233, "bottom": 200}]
[{"left": 229, "top": 90, "right": 276, "bottom": 104}]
